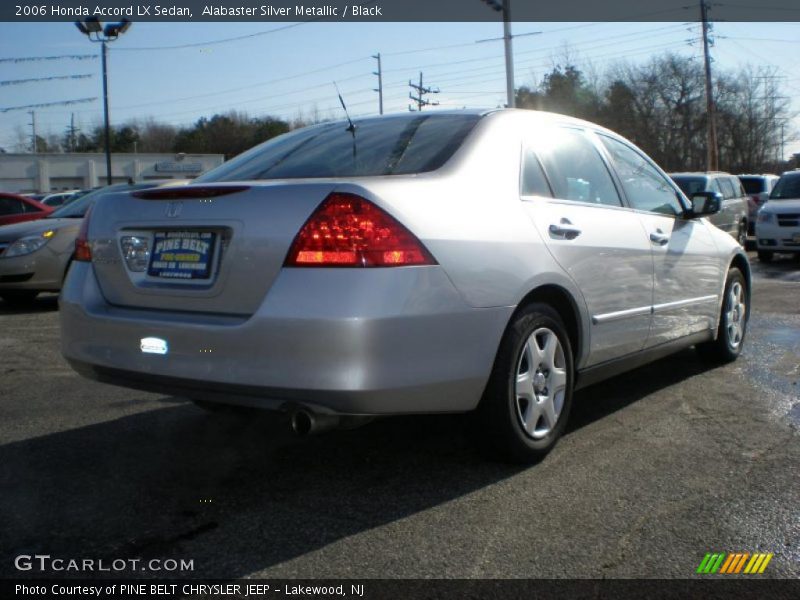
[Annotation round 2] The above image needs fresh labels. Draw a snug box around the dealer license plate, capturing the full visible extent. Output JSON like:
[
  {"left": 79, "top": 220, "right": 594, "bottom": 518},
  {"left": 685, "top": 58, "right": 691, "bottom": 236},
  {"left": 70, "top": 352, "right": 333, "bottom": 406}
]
[{"left": 148, "top": 231, "right": 216, "bottom": 280}]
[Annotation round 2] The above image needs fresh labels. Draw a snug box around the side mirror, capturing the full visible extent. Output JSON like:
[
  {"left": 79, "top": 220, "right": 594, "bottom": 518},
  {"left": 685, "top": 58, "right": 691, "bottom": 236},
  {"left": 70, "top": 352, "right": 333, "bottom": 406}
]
[{"left": 689, "top": 191, "right": 721, "bottom": 217}]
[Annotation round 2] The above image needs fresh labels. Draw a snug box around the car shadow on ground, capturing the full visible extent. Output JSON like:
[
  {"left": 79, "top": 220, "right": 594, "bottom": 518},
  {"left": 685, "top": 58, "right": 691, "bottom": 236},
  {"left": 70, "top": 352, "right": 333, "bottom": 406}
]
[
  {"left": 1, "top": 348, "right": 719, "bottom": 579},
  {"left": 0, "top": 293, "right": 59, "bottom": 315}
]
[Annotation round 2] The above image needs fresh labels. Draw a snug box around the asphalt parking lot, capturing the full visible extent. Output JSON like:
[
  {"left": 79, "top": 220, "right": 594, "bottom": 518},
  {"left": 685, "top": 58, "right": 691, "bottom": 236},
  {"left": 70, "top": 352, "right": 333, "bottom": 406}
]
[{"left": 1, "top": 252, "right": 798, "bottom": 580}]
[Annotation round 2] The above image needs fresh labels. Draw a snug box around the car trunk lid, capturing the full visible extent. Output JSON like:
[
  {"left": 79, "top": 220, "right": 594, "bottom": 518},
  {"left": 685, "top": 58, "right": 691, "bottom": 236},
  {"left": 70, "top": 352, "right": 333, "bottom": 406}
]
[{"left": 87, "top": 182, "right": 337, "bottom": 315}]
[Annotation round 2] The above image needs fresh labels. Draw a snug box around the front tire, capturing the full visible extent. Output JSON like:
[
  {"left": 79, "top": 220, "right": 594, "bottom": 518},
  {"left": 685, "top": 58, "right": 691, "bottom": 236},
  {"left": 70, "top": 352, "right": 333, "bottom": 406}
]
[
  {"left": 473, "top": 303, "right": 574, "bottom": 464},
  {"left": 696, "top": 268, "right": 748, "bottom": 363}
]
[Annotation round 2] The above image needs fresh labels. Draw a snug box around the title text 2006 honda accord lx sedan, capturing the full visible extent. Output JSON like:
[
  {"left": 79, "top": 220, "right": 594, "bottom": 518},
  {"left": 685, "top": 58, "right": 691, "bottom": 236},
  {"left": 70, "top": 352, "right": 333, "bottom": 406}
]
[{"left": 60, "top": 109, "right": 750, "bottom": 463}]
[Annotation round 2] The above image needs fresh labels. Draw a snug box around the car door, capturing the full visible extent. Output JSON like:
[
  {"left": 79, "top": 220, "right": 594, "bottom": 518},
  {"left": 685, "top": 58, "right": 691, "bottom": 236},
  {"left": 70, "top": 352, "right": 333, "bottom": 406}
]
[
  {"left": 521, "top": 126, "right": 654, "bottom": 366},
  {"left": 597, "top": 134, "right": 721, "bottom": 346}
]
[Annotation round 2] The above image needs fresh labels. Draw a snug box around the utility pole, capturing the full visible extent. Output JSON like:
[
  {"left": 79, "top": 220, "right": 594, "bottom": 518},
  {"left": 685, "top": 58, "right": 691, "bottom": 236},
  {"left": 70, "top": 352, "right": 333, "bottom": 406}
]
[
  {"left": 409, "top": 72, "right": 439, "bottom": 111},
  {"left": 755, "top": 73, "right": 788, "bottom": 164},
  {"left": 502, "top": 0, "right": 515, "bottom": 108},
  {"left": 29, "top": 111, "right": 37, "bottom": 153},
  {"left": 481, "top": 0, "right": 516, "bottom": 108},
  {"left": 372, "top": 53, "right": 383, "bottom": 115},
  {"left": 66, "top": 112, "right": 78, "bottom": 152},
  {"left": 700, "top": 0, "right": 718, "bottom": 171}
]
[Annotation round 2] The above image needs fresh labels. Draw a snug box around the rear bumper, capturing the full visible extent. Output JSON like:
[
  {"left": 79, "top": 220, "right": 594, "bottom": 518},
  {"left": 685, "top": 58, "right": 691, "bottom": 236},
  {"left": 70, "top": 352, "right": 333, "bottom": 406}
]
[{"left": 60, "top": 262, "right": 512, "bottom": 415}]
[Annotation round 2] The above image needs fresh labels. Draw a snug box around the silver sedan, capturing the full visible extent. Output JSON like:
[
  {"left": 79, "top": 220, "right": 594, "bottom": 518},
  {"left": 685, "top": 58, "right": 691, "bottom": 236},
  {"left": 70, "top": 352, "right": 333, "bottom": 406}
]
[
  {"left": 60, "top": 109, "right": 750, "bottom": 463},
  {"left": 0, "top": 182, "right": 183, "bottom": 306}
]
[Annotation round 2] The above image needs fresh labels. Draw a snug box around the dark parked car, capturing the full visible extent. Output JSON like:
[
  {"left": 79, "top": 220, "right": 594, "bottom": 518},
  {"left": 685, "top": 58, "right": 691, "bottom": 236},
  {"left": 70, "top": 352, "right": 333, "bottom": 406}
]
[
  {"left": 738, "top": 174, "right": 779, "bottom": 235},
  {"left": 0, "top": 193, "right": 53, "bottom": 227}
]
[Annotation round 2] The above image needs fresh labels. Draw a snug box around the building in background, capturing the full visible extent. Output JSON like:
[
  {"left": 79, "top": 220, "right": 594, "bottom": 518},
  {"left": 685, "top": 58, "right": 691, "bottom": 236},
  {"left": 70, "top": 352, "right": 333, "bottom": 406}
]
[{"left": 0, "top": 152, "right": 224, "bottom": 193}]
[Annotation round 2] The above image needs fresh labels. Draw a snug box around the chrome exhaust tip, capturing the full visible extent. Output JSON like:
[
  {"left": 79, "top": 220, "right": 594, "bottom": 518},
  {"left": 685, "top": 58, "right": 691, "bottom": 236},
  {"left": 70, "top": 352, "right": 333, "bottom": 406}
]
[{"left": 289, "top": 408, "right": 340, "bottom": 436}]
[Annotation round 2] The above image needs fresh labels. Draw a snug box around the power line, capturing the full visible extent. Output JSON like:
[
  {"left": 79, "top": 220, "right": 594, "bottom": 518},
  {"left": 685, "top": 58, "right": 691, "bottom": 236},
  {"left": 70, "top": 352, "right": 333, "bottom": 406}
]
[
  {"left": 1, "top": 98, "right": 98, "bottom": 114},
  {"left": 0, "top": 74, "right": 94, "bottom": 87},
  {"left": 0, "top": 54, "right": 97, "bottom": 64},
  {"left": 114, "top": 22, "right": 309, "bottom": 51}
]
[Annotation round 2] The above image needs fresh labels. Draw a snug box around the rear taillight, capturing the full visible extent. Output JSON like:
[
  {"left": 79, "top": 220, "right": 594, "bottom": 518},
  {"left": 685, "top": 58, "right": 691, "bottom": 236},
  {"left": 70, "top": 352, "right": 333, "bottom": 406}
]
[
  {"left": 285, "top": 193, "right": 436, "bottom": 267},
  {"left": 751, "top": 195, "right": 763, "bottom": 206},
  {"left": 74, "top": 207, "right": 92, "bottom": 262}
]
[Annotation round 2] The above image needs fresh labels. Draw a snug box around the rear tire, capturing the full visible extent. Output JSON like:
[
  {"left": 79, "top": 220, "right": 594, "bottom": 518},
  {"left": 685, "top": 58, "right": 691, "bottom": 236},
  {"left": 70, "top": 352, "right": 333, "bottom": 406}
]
[
  {"left": 0, "top": 291, "right": 39, "bottom": 306},
  {"left": 757, "top": 250, "right": 773, "bottom": 262},
  {"left": 472, "top": 303, "right": 574, "bottom": 464},
  {"left": 696, "top": 268, "right": 747, "bottom": 364},
  {"left": 736, "top": 221, "right": 747, "bottom": 248}
]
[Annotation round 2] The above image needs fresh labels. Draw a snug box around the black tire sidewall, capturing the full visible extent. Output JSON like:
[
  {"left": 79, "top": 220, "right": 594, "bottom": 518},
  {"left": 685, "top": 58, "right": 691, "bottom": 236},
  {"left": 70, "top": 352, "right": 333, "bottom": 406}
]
[
  {"left": 719, "top": 269, "right": 747, "bottom": 358},
  {"left": 480, "top": 303, "right": 574, "bottom": 461}
]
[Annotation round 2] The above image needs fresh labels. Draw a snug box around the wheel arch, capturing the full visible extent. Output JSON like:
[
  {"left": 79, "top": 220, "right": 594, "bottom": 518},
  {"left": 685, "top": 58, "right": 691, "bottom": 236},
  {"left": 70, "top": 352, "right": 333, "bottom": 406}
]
[
  {"left": 729, "top": 251, "right": 752, "bottom": 319},
  {"left": 513, "top": 284, "right": 584, "bottom": 366}
]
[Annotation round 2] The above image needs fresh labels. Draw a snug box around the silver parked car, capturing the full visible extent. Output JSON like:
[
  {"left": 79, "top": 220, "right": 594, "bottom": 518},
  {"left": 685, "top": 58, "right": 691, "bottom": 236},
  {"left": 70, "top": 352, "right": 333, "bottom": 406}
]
[
  {"left": 670, "top": 172, "right": 749, "bottom": 246},
  {"left": 60, "top": 110, "right": 750, "bottom": 463},
  {"left": 0, "top": 182, "right": 184, "bottom": 306}
]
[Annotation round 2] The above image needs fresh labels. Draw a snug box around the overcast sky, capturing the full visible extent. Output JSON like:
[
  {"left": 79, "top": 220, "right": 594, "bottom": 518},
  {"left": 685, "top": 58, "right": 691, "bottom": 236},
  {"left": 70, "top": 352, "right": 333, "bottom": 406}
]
[{"left": 1, "top": 20, "right": 798, "bottom": 157}]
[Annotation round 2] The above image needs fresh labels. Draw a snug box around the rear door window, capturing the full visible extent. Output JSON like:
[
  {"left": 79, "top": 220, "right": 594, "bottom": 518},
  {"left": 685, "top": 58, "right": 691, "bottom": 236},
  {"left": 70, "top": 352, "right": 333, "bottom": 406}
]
[{"left": 535, "top": 129, "right": 622, "bottom": 207}]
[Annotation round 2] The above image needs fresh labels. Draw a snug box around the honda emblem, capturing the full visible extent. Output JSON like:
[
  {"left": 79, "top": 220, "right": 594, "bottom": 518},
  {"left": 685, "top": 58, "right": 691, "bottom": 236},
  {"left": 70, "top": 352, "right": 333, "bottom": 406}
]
[{"left": 165, "top": 201, "right": 183, "bottom": 218}]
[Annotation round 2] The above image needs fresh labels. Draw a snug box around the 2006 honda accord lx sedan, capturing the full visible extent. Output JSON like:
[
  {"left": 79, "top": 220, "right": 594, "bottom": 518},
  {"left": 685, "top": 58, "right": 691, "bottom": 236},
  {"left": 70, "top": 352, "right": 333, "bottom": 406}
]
[{"left": 60, "top": 109, "right": 750, "bottom": 463}]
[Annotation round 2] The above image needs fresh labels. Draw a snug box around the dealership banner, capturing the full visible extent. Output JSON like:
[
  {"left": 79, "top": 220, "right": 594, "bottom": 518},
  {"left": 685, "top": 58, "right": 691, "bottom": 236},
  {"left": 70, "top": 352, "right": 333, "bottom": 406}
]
[{"left": 3, "top": 0, "right": 799, "bottom": 22}]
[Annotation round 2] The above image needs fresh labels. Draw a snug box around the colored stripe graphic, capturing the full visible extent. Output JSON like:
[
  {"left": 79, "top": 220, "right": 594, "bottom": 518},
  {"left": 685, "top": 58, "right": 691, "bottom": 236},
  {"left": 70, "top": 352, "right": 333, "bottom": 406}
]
[
  {"left": 698, "top": 552, "right": 773, "bottom": 574},
  {"left": 719, "top": 554, "right": 736, "bottom": 573},
  {"left": 758, "top": 554, "right": 773, "bottom": 573},
  {"left": 697, "top": 553, "right": 712, "bottom": 574},
  {"left": 734, "top": 553, "right": 750, "bottom": 573}
]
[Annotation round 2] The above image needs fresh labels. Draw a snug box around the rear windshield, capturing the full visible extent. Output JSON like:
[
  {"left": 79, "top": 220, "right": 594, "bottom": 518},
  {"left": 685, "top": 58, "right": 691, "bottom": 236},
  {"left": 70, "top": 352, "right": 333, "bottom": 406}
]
[
  {"left": 770, "top": 174, "right": 800, "bottom": 200},
  {"left": 671, "top": 176, "right": 707, "bottom": 196},
  {"left": 739, "top": 177, "right": 766, "bottom": 194},
  {"left": 48, "top": 183, "right": 154, "bottom": 218},
  {"left": 196, "top": 114, "right": 481, "bottom": 181}
]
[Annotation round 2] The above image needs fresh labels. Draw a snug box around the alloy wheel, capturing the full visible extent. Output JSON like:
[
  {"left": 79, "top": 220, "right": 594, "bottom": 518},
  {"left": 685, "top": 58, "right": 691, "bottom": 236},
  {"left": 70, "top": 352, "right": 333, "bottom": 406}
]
[
  {"left": 726, "top": 280, "right": 746, "bottom": 348},
  {"left": 515, "top": 327, "right": 567, "bottom": 440}
]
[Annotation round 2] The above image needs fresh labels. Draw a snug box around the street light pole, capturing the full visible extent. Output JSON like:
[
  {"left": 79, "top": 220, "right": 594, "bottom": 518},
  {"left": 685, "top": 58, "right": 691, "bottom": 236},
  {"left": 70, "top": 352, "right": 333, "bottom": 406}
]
[
  {"left": 100, "top": 40, "right": 112, "bottom": 185},
  {"left": 75, "top": 17, "right": 130, "bottom": 186}
]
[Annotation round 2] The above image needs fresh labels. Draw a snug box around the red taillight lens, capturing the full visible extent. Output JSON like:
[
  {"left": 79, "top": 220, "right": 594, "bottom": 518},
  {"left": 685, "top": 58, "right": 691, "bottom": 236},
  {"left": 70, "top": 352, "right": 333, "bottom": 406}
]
[
  {"left": 74, "top": 207, "right": 92, "bottom": 262},
  {"left": 285, "top": 193, "right": 436, "bottom": 268},
  {"left": 751, "top": 195, "right": 762, "bottom": 205}
]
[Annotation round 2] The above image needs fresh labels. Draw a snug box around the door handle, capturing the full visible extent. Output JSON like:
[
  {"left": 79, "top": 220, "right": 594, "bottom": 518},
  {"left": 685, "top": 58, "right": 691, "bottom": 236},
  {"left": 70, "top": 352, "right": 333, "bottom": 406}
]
[
  {"left": 549, "top": 218, "right": 582, "bottom": 240},
  {"left": 649, "top": 230, "right": 670, "bottom": 245}
]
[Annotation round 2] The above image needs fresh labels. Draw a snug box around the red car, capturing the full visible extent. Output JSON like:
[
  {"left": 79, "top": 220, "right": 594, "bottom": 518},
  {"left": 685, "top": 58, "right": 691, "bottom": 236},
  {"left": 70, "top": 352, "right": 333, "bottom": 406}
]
[{"left": 0, "top": 193, "right": 53, "bottom": 227}]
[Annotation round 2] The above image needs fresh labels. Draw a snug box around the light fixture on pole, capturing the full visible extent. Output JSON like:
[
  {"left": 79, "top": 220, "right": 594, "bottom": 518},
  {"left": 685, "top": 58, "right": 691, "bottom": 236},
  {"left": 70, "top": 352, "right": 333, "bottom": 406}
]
[{"left": 75, "top": 17, "right": 131, "bottom": 186}]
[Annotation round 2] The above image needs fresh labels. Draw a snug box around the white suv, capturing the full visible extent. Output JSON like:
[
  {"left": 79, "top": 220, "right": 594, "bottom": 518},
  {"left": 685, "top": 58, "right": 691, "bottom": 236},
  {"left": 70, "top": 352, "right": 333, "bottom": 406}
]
[{"left": 755, "top": 171, "right": 800, "bottom": 262}]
